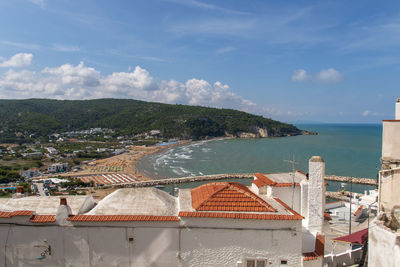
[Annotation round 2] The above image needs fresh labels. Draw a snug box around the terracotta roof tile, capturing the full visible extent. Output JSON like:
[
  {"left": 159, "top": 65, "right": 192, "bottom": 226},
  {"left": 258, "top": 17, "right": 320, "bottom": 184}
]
[
  {"left": 303, "top": 233, "right": 325, "bottom": 261},
  {"left": 274, "top": 183, "right": 301, "bottom": 187},
  {"left": 30, "top": 215, "right": 56, "bottom": 223},
  {"left": 252, "top": 179, "right": 266, "bottom": 188},
  {"left": 354, "top": 205, "right": 363, "bottom": 216},
  {"left": 254, "top": 173, "right": 301, "bottom": 187},
  {"left": 0, "top": 210, "right": 34, "bottom": 218},
  {"left": 302, "top": 252, "right": 318, "bottom": 261},
  {"left": 315, "top": 233, "right": 325, "bottom": 256},
  {"left": 179, "top": 211, "right": 302, "bottom": 220},
  {"left": 0, "top": 211, "right": 11, "bottom": 218},
  {"left": 191, "top": 182, "right": 276, "bottom": 212},
  {"left": 254, "top": 173, "right": 276, "bottom": 186},
  {"left": 324, "top": 212, "right": 332, "bottom": 221},
  {"left": 67, "top": 215, "right": 179, "bottom": 222}
]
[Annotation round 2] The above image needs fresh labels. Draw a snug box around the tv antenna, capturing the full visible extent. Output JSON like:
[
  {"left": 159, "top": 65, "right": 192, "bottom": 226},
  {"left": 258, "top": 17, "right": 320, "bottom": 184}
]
[{"left": 284, "top": 155, "right": 298, "bottom": 209}]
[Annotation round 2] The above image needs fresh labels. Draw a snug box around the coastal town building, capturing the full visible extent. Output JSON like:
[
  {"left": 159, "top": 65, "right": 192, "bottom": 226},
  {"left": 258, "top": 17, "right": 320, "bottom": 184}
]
[
  {"left": 19, "top": 168, "right": 41, "bottom": 179},
  {"left": 46, "top": 147, "right": 58, "bottom": 155},
  {"left": 0, "top": 157, "right": 327, "bottom": 266},
  {"left": 368, "top": 99, "right": 400, "bottom": 266},
  {"left": 47, "top": 162, "right": 69, "bottom": 173}
]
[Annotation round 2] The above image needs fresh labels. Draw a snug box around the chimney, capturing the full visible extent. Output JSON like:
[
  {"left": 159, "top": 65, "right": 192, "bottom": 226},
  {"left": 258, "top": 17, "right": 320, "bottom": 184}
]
[
  {"left": 307, "top": 156, "right": 326, "bottom": 233},
  {"left": 60, "top": 197, "right": 67, "bottom": 205},
  {"left": 56, "top": 197, "right": 72, "bottom": 226},
  {"left": 396, "top": 98, "right": 400, "bottom": 120}
]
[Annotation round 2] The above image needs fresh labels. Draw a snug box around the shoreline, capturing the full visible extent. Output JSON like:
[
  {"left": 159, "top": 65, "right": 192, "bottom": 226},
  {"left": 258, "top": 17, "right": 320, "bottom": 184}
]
[
  {"left": 62, "top": 132, "right": 317, "bottom": 181},
  {"left": 59, "top": 140, "right": 192, "bottom": 181},
  {"left": 135, "top": 137, "right": 235, "bottom": 180}
]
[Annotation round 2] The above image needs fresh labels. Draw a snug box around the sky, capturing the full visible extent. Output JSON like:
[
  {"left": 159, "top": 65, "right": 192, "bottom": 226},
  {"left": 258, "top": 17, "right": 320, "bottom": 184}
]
[{"left": 0, "top": 0, "right": 399, "bottom": 123}]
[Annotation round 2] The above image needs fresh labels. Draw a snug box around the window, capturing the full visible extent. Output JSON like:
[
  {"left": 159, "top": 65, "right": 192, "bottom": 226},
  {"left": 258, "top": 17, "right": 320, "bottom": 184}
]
[
  {"left": 246, "top": 260, "right": 255, "bottom": 267},
  {"left": 280, "top": 260, "right": 288, "bottom": 266},
  {"left": 246, "top": 259, "right": 266, "bottom": 267}
]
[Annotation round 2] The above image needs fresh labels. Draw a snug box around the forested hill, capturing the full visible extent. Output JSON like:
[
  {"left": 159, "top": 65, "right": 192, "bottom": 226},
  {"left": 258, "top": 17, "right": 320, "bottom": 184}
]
[{"left": 0, "top": 98, "right": 305, "bottom": 142}]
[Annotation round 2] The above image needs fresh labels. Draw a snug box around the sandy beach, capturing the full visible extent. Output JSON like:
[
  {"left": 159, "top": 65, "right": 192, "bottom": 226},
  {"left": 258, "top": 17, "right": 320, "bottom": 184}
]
[{"left": 60, "top": 140, "right": 192, "bottom": 181}]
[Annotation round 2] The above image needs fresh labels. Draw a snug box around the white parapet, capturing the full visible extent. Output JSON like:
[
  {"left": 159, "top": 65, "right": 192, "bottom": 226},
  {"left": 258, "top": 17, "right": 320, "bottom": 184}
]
[
  {"left": 396, "top": 98, "right": 400, "bottom": 120},
  {"left": 307, "top": 156, "right": 326, "bottom": 233}
]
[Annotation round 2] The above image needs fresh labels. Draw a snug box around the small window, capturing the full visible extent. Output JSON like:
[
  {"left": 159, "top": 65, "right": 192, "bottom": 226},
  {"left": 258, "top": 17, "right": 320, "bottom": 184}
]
[
  {"left": 246, "top": 260, "right": 255, "bottom": 267},
  {"left": 246, "top": 259, "right": 266, "bottom": 267},
  {"left": 280, "top": 260, "right": 288, "bottom": 266}
]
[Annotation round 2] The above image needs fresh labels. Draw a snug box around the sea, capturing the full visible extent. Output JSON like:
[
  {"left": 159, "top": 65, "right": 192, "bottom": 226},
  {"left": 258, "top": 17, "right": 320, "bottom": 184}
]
[{"left": 136, "top": 124, "right": 382, "bottom": 194}]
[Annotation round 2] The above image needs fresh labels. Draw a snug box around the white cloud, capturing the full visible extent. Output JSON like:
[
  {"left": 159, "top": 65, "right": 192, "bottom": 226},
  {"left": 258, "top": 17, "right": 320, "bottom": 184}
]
[
  {"left": 0, "top": 53, "right": 33, "bottom": 68},
  {"left": 291, "top": 68, "right": 344, "bottom": 84},
  {"left": 43, "top": 62, "right": 100, "bottom": 88},
  {"left": 166, "top": 0, "right": 248, "bottom": 15},
  {"left": 52, "top": 44, "right": 81, "bottom": 52},
  {"left": 291, "top": 69, "right": 311, "bottom": 82},
  {"left": 0, "top": 40, "right": 41, "bottom": 50},
  {"left": 27, "top": 0, "right": 45, "bottom": 8},
  {"left": 315, "top": 68, "right": 343, "bottom": 84},
  {"left": 0, "top": 62, "right": 257, "bottom": 112},
  {"left": 362, "top": 110, "right": 379, "bottom": 117}
]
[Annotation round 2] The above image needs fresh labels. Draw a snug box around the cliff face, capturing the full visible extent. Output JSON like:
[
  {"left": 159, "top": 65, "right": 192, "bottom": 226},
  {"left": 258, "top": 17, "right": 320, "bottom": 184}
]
[
  {"left": 232, "top": 127, "right": 269, "bottom": 138},
  {"left": 223, "top": 127, "right": 316, "bottom": 139}
]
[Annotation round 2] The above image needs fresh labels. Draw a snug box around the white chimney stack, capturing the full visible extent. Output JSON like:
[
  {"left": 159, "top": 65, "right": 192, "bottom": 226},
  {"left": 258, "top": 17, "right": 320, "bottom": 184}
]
[
  {"left": 56, "top": 197, "right": 72, "bottom": 225},
  {"left": 307, "top": 156, "right": 326, "bottom": 233},
  {"left": 396, "top": 98, "right": 400, "bottom": 120}
]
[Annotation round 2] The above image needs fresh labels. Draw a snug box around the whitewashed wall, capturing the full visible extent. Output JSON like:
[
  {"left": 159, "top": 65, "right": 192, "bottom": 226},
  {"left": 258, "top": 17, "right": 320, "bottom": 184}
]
[
  {"left": 382, "top": 121, "right": 400, "bottom": 162},
  {"left": 180, "top": 218, "right": 302, "bottom": 267},
  {"left": 270, "top": 186, "right": 302, "bottom": 214},
  {"left": 0, "top": 219, "right": 302, "bottom": 267},
  {"left": 380, "top": 170, "right": 400, "bottom": 213},
  {"left": 368, "top": 220, "right": 400, "bottom": 267},
  {"left": 0, "top": 224, "right": 180, "bottom": 267}
]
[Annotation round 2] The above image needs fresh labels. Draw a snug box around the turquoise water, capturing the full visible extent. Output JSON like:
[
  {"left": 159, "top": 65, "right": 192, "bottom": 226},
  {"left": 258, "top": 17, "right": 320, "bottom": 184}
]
[{"left": 137, "top": 124, "right": 382, "bottom": 193}]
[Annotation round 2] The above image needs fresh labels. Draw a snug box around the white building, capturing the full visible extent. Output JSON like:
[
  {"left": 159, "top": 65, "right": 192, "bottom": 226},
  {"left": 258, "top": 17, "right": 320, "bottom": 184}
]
[
  {"left": 46, "top": 147, "right": 58, "bottom": 155},
  {"left": 20, "top": 168, "right": 41, "bottom": 179},
  {"left": 369, "top": 99, "right": 400, "bottom": 266},
  {"left": 47, "top": 162, "right": 69, "bottom": 173},
  {"left": 0, "top": 157, "right": 326, "bottom": 267}
]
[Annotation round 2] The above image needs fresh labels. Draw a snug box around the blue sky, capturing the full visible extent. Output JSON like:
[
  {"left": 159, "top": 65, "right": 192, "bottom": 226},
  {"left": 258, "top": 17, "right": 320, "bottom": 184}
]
[{"left": 0, "top": 0, "right": 399, "bottom": 123}]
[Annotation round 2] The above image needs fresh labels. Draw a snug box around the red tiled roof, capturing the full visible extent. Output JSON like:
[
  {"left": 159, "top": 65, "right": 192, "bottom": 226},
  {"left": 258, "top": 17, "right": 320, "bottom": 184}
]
[
  {"left": 253, "top": 179, "right": 265, "bottom": 188},
  {"left": 253, "top": 173, "right": 301, "bottom": 188},
  {"left": 354, "top": 205, "right": 364, "bottom": 216},
  {"left": 30, "top": 215, "right": 56, "bottom": 223},
  {"left": 67, "top": 215, "right": 179, "bottom": 222},
  {"left": 333, "top": 228, "right": 368, "bottom": 245},
  {"left": 191, "top": 182, "right": 276, "bottom": 212},
  {"left": 274, "top": 183, "right": 301, "bottom": 187},
  {"left": 179, "top": 211, "right": 302, "bottom": 220},
  {"left": 324, "top": 212, "right": 332, "bottom": 221},
  {"left": 303, "top": 234, "right": 325, "bottom": 261},
  {"left": 302, "top": 252, "right": 319, "bottom": 261},
  {"left": 0, "top": 210, "right": 34, "bottom": 218},
  {"left": 254, "top": 173, "right": 276, "bottom": 186}
]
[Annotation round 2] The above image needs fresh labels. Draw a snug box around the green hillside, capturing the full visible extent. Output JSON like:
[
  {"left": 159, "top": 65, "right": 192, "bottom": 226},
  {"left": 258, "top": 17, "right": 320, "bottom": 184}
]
[{"left": 0, "top": 98, "right": 304, "bottom": 143}]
